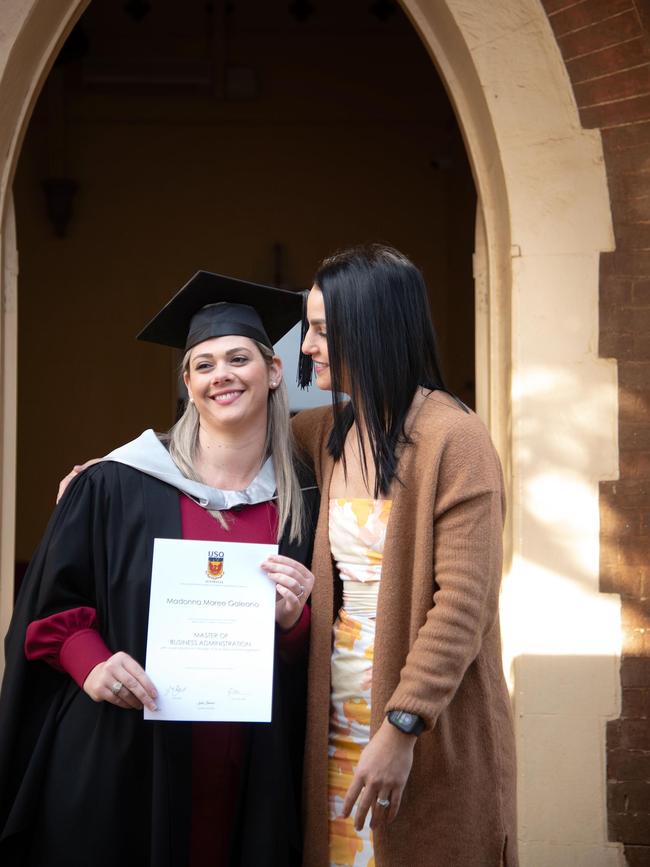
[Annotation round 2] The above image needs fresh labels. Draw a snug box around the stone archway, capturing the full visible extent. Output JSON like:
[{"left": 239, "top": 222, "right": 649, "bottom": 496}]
[
  {"left": 0, "top": 0, "right": 91, "bottom": 652},
  {"left": 0, "top": 2, "right": 622, "bottom": 864}
]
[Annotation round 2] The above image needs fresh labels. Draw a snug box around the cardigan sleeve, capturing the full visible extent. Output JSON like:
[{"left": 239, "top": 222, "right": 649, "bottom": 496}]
[{"left": 385, "top": 414, "right": 506, "bottom": 730}]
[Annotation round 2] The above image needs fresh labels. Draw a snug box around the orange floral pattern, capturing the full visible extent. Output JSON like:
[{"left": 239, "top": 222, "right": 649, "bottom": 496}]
[{"left": 327, "top": 498, "right": 392, "bottom": 867}]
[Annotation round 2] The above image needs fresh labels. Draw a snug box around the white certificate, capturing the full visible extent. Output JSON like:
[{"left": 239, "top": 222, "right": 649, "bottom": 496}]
[{"left": 143, "top": 537, "right": 277, "bottom": 723}]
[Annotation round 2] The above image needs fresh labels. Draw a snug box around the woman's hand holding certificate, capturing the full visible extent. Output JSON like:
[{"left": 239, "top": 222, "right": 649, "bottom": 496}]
[{"left": 261, "top": 553, "right": 314, "bottom": 631}]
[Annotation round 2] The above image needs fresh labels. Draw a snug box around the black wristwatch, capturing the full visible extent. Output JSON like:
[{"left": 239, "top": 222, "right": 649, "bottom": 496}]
[{"left": 386, "top": 709, "right": 425, "bottom": 736}]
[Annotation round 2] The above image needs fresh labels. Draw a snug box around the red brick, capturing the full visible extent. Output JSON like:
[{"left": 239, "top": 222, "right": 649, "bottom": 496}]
[
  {"left": 609, "top": 780, "right": 650, "bottom": 811},
  {"left": 619, "top": 720, "right": 650, "bottom": 750},
  {"left": 618, "top": 444, "right": 650, "bottom": 475},
  {"left": 575, "top": 66, "right": 650, "bottom": 108},
  {"left": 600, "top": 504, "right": 644, "bottom": 537},
  {"left": 568, "top": 38, "right": 649, "bottom": 84},
  {"left": 634, "top": 0, "right": 650, "bottom": 36},
  {"left": 622, "top": 602, "right": 650, "bottom": 630},
  {"left": 625, "top": 845, "right": 650, "bottom": 866},
  {"left": 609, "top": 194, "right": 650, "bottom": 224},
  {"left": 611, "top": 188, "right": 650, "bottom": 221},
  {"left": 601, "top": 479, "right": 650, "bottom": 505},
  {"left": 620, "top": 423, "right": 650, "bottom": 449},
  {"left": 609, "top": 811, "right": 650, "bottom": 844},
  {"left": 549, "top": 0, "right": 633, "bottom": 38},
  {"left": 609, "top": 719, "right": 624, "bottom": 748},
  {"left": 603, "top": 306, "right": 650, "bottom": 334},
  {"left": 614, "top": 221, "right": 650, "bottom": 249},
  {"left": 558, "top": 11, "right": 643, "bottom": 60},
  {"left": 618, "top": 537, "right": 650, "bottom": 568},
  {"left": 624, "top": 628, "right": 650, "bottom": 656},
  {"left": 601, "top": 275, "right": 635, "bottom": 304},
  {"left": 622, "top": 657, "right": 650, "bottom": 688},
  {"left": 607, "top": 165, "right": 650, "bottom": 198},
  {"left": 619, "top": 381, "right": 650, "bottom": 408},
  {"left": 601, "top": 331, "right": 650, "bottom": 358},
  {"left": 542, "top": 0, "right": 584, "bottom": 13},
  {"left": 633, "top": 280, "right": 650, "bottom": 303},
  {"left": 618, "top": 362, "right": 650, "bottom": 389},
  {"left": 608, "top": 748, "right": 650, "bottom": 781},
  {"left": 580, "top": 92, "right": 650, "bottom": 128},
  {"left": 620, "top": 450, "right": 650, "bottom": 476},
  {"left": 602, "top": 248, "right": 650, "bottom": 277},
  {"left": 601, "top": 565, "right": 646, "bottom": 596},
  {"left": 598, "top": 331, "right": 617, "bottom": 357},
  {"left": 605, "top": 141, "right": 650, "bottom": 176},
  {"left": 600, "top": 510, "right": 650, "bottom": 540},
  {"left": 622, "top": 688, "right": 650, "bottom": 718},
  {"left": 602, "top": 119, "right": 650, "bottom": 151},
  {"left": 624, "top": 633, "right": 649, "bottom": 655}
]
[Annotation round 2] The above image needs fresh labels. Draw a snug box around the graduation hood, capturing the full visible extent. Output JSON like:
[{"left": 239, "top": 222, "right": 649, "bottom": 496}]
[{"left": 102, "top": 429, "right": 276, "bottom": 511}]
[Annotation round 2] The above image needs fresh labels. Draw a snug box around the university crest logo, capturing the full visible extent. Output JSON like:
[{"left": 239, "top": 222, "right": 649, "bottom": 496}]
[{"left": 206, "top": 551, "right": 224, "bottom": 580}]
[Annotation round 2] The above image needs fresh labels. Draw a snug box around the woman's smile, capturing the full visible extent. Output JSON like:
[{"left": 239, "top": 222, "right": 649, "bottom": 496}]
[{"left": 210, "top": 389, "right": 244, "bottom": 405}]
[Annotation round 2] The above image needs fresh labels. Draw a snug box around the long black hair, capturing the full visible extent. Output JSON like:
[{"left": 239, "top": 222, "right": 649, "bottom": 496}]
[{"left": 299, "top": 244, "right": 455, "bottom": 497}]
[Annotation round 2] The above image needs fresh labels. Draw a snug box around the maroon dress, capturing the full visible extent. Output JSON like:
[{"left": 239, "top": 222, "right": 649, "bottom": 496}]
[{"left": 25, "top": 494, "right": 309, "bottom": 867}]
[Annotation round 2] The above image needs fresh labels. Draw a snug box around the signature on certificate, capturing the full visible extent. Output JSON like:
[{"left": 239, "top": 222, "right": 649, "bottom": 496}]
[
  {"left": 164, "top": 684, "right": 187, "bottom": 700},
  {"left": 228, "top": 687, "right": 249, "bottom": 701}
]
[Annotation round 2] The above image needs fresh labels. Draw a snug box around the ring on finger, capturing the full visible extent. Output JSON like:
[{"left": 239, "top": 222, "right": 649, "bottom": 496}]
[
  {"left": 376, "top": 797, "right": 391, "bottom": 808},
  {"left": 110, "top": 680, "right": 123, "bottom": 696},
  {"left": 296, "top": 584, "right": 305, "bottom": 599}
]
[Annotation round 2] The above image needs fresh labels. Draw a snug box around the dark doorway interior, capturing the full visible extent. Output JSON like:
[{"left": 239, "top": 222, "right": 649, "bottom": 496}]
[{"left": 13, "top": 0, "right": 476, "bottom": 571}]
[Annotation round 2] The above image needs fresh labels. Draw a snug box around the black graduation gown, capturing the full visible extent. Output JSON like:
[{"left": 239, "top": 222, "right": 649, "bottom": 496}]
[{"left": 0, "top": 461, "right": 317, "bottom": 867}]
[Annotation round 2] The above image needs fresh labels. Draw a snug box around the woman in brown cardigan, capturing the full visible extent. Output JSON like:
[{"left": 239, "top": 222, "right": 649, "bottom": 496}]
[{"left": 295, "top": 245, "right": 518, "bottom": 867}]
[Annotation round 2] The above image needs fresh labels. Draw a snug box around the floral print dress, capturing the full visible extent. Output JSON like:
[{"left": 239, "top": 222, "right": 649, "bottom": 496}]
[{"left": 327, "top": 497, "right": 393, "bottom": 867}]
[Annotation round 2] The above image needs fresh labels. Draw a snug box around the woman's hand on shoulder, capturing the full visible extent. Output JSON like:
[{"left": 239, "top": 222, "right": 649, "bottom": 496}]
[
  {"left": 261, "top": 554, "right": 315, "bottom": 631},
  {"left": 341, "top": 718, "right": 416, "bottom": 830},
  {"left": 83, "top": 651, "right": 158, "bottom": 712},
  {"left": 57, "top": 459, "right": 101, "bottom": 503}
]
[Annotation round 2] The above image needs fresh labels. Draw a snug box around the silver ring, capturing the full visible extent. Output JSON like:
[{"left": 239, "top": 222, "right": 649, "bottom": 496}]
[
  {"left": 376, "top": 797, "right": 390, "bottom": 808},
  {"left": 110, "top": 680, "right": 123, "bottom": 696},
  {"left": 296, "top": 585, "right": 304, "bottom": 599}
]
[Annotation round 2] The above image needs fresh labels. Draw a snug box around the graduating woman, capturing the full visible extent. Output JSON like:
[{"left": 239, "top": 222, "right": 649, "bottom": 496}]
[
  {"left": 295, "top": 245, "right": 518, "bottom": 867},
  {"left": 0, "top": 272, "right": 318, "bottom": 867}
]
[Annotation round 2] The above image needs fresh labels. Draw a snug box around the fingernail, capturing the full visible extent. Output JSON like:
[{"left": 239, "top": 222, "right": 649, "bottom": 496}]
[{"left": 150, "top": 704, "right": 158, "bottom": 711}]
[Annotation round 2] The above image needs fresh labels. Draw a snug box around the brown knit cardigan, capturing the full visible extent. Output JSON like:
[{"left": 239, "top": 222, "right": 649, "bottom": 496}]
[{"left": 292, "top": 392, "right": 518, "bottom": 867}]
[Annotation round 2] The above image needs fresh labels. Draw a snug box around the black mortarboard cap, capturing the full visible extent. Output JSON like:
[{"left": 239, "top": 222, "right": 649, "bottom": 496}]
[{"left": 137, "top": 271, "right": 303, "bottom": 351}]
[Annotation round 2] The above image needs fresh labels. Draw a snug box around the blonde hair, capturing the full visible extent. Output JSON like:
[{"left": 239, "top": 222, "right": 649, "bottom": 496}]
[{"left": 166, "top": 341, "right": 304, "bottom": 543}]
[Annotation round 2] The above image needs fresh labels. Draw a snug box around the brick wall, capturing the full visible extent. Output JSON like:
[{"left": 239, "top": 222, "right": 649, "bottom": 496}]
[{"left": 541, "top": 1, "right": 650, "bottom": 862}]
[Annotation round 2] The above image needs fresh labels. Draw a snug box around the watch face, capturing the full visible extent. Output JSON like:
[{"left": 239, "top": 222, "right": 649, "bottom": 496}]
[{"left": 389, "top": 709, "right": 423, "bottom": 734}]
